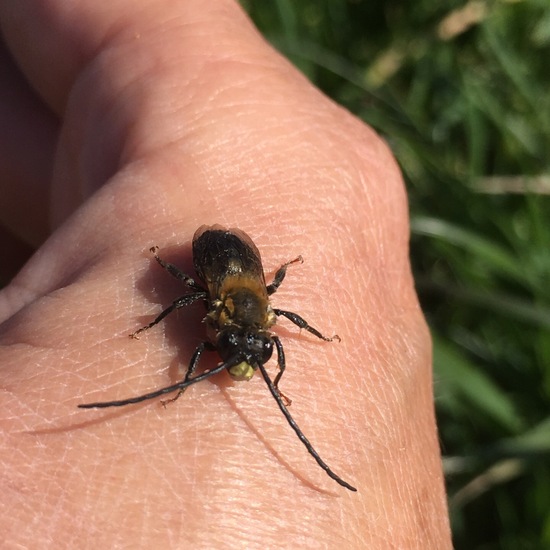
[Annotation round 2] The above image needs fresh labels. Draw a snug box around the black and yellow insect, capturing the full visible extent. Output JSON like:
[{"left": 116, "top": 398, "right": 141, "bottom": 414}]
[{"left": 79, "top": 225, "right": 356, "bottom": 492}]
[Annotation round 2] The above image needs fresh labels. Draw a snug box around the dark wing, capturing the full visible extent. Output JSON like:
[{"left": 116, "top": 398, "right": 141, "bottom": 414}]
[{"left": 192, "top": 225, "right": 266, "bottom": 297}]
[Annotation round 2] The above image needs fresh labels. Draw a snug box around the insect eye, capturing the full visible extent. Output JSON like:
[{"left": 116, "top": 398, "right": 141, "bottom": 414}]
[
  {"left": 262, "top": 341, "right": 273, "bottom": 363},
  {"left": 256, "top": 335, "right": 273, "bottom": 364}
]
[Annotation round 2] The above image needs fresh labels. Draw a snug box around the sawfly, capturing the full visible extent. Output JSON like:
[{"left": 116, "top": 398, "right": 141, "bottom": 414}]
[{"left": 79, "top": 225, "right": 356, "bottom": 492}]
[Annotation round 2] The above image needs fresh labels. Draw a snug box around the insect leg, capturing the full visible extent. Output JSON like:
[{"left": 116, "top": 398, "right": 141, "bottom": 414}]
[
  {"left": 273, "top": 309, "right": 340, "bottom": 342},
  {"left": 266, "top": 256, "right": 303, "bottom": 295},
  {"left": 272, "top": 335, "right": 291, "bottom": 406},
  {"left": 257, "top": 362, "right": 357, "bottom": 492},
  {"left": 150, "top": 246, "right": 204, "bottom": 292},
  {"left": 161, "top": 341, "right": 216, "bottom": 406},
  {"left": 130, "top": 291, "right": 207, "bottom": 339}
]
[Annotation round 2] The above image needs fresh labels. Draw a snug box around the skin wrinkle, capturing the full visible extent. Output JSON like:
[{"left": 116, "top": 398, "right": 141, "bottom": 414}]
[
  {"left": 98, "top": 30, "right": 292, "bottom": 162},
  {"left": 58, "top": 59, "right": 141, "bottom": 206},
  {"left": 53, "top": 25, "right": 221, "bottom": 212}
]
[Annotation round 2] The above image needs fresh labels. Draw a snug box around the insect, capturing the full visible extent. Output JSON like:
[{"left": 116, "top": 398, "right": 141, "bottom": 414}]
[{"left": 79, "top": 225, "right": 356, "bottom": 492}]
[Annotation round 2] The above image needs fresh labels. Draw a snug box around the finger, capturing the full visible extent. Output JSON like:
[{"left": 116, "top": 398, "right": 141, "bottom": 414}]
[{"left": 0, "top": 42, "right": 58, "bottom": 245}]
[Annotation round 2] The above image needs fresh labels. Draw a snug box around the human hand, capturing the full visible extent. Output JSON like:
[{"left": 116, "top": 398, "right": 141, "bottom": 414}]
[{"left": 0, "top": 1, "right": 451, "bottom": 547}]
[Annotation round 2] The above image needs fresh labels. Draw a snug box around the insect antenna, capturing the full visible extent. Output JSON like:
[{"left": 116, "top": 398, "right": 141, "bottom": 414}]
[
  {"left": 78, "top": 362, "right": 230, "bottom": 409},
  {"left": 257, "top": 362, "right": 357, "bottom": 492}
]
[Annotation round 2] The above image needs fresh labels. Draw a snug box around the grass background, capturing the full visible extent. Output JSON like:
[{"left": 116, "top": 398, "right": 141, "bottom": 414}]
[{"left": 243, "top": 1, "right": 550, "bottom": 548}]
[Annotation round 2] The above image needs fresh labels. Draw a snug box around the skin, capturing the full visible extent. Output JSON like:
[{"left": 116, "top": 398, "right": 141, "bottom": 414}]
[{"left": 0, "top": 1, "right": 452, "bottom": 548}]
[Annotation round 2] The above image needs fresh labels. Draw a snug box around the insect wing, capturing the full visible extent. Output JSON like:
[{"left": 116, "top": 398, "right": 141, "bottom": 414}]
[{"left": 192, "top": 226, "right": 266, "bottom": 297}]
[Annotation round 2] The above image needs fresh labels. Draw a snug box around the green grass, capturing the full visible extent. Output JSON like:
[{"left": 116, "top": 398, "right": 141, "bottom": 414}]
[{"left": 243, "top": 1, "right": 550, "bottom": 547}]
